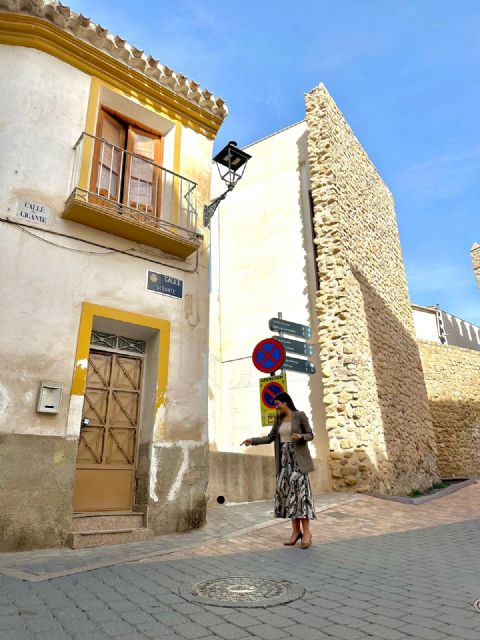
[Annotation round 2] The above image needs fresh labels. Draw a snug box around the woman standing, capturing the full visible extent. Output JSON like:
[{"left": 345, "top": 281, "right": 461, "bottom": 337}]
[{"left": 241, "top": 392, "right": 316, "bottom": 548}]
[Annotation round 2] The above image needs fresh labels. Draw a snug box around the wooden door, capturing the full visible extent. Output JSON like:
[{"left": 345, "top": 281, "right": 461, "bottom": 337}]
[
  {"left": 124, "top": 127, "right": 162, "bottom": 217},
  {"left": 90, "top": 111, "right": 127, "bottom": 205},
  {"left": 73, "top": 351, "right": 143, "bottom": 512}
]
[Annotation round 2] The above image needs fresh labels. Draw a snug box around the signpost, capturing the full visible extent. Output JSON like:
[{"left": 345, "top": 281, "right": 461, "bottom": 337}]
[
  {"left": 268, "top": 318, "right": 312, "bottom": 340},
  {"left": 259, "top": 373, "right": 287, "bottom": 427},
  {"left": 253, "top": 314, "right": 315, "bottom": 425},
  {"left": 252, "top": 338, "right": 285, "bottom": 374},
  {"left": 282, "top": 356, "right": 316, "bottom": 375},
  {"left": 277, "top": 336, "right": 314, "bottom": 357}
]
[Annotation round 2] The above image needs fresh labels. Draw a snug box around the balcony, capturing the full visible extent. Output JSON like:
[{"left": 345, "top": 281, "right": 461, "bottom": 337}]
[{"left": 63, "top": 132, "right": 200, "bottom": 258}]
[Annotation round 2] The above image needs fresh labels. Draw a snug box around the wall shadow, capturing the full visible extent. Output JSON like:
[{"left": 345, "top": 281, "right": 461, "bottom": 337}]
[{"left": 352, "top": 265, "right": 439, "bottom": 494}]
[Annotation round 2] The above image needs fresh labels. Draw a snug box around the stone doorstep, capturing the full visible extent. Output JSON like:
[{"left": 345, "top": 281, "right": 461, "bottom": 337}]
[
  {"left": 67, "top": 527, "right": 154, "bottom": 549},
  {"left": 364, "top": 478, "right": 477, "bottom": 505},
  {"left": 72, "top": 512, "right": 145, "bottom": 533}
]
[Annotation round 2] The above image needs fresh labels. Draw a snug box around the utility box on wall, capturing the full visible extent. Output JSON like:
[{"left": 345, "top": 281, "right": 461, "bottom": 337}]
[{"left": 37, "top": 382, "right": 63, "bottom": 414}]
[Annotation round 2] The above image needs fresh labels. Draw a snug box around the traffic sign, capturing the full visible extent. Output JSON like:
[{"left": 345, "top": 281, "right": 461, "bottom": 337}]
[
  {"left": 259, "top": 373, "right": 287, "bottom": 426},
  {"left": 277, "top": 336, "right": 313, "bottom": 356},
  {"left": 269, "top": 318, "right": 312, "bottom": 339},
  {"left": 252, "top": 338, "right": 285, "bottom": 373},
  {"left": 282, "top": 356, "right": 316, "bottom": 375}
]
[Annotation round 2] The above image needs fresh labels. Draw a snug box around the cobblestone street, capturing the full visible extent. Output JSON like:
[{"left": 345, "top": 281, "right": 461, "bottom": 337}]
[{"left": 1, "top": 485, "right": 480, "bottom": 640}]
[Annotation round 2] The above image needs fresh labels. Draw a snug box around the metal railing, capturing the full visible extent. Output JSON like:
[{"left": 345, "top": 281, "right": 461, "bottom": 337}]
[{"left": 68, "top": 132, "right": 198, "bottom": 242}]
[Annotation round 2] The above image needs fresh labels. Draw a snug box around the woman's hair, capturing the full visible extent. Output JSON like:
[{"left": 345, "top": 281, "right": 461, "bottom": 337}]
[{"left": 274, "top": 392, "right": 297, "bottom": 411}]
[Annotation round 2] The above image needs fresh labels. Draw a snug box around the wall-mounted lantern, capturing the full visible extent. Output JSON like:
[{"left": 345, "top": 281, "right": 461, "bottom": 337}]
[{"left": 203, "top": 140, "right": 251, "bottom": 227}]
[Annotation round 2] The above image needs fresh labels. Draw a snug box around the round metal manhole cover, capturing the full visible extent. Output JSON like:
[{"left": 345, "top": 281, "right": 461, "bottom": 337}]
[
  {"left": 179, "top": 576, "right": 305, "bottom": 608},
  {"left": 473, "top": 599, "right": 480, "bottom": 611}
]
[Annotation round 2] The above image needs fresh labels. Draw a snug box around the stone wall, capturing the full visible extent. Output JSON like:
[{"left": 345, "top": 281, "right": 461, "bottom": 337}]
[
  {"left": 305, "top": 84, "right": 439, "bottom": 495},
  {"left": 471, "top": 243, "right": 480, "bottom": 288},
  {"left": 418, "top": 341, "right": 480, "bottom": 477}
]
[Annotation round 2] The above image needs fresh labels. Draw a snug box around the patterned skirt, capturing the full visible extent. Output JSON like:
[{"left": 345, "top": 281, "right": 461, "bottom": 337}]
[{"left": 274, "top": 443, "right": 316, "bottom": 520}]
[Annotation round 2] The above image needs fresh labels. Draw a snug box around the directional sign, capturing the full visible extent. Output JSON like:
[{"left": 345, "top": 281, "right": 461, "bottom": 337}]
[
  {"left": 269, "top": 318, "right": 312, "bottom": 339},
  {"left": 259, "top": 373, "right": 287, "bottom": 427},
  {"left": 252, "top": 338, "right": 285, "bottom": 373},
  {"left": 282, "top": 356, "right": 316, "bottom": 375},
  {"left": 277, "top": 336, "right": 314, "bottom": 357}
]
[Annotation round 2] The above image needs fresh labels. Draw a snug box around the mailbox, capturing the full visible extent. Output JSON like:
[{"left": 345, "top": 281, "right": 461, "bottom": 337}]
[{"left": 37, "top": 382, "right": 62, "bottom": 414}]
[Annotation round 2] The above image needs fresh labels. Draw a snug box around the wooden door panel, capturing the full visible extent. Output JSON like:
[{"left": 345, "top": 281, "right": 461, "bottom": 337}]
[
  {"left": 73, "top": 469, "right": 133, "bottom": 512},
  {"left": 107, "top": 427, "right": 136, "bottom": 465},
  {"left": 125, "top": 127, "right": 162, "bottom": 216},
  {"left": 82, "top": 389, "right": 109, "bottom": 425},
  {"left": 77, "top": 426, "right": 105, "bottom": 464},
  {"left": 112, "top": 355, "right": 142, "bottom": 390}
]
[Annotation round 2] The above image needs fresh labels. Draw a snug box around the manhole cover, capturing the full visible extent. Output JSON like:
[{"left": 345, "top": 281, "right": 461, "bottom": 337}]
[
  {"left": 473, "top": 599, "right": 480, "bottom": 611},
  {"left": 179, "top": 576, "right": 305, "bottom": 608}
]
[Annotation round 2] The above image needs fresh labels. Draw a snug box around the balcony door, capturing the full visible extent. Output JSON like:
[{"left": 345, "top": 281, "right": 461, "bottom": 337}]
[{"left": 91, "top": 109, "right": 162, "bottom": 217}]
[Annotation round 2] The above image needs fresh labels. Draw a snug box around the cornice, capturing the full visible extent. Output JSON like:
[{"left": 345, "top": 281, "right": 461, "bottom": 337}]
[{"left": 0, "top": 3, "right": 227, "bottom": 139}]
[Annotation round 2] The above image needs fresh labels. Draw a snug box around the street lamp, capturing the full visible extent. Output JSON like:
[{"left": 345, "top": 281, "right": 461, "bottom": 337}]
[{"left": 203, "top": 140, "right": 251, "bottom": 227}]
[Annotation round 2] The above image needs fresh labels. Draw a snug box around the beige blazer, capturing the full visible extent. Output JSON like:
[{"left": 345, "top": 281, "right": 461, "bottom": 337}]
[{"left": 251, "top": 410, "right": 315, "bottom": 475}]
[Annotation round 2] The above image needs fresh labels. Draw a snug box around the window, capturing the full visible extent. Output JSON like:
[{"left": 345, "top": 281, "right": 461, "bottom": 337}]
[{"left": 91, "top": 109, "right": 163, "bottom": 216}]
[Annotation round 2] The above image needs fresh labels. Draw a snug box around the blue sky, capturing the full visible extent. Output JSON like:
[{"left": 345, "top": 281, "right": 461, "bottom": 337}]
[{"left": 72, "top": 0, "right": 480, "bottom": 323}]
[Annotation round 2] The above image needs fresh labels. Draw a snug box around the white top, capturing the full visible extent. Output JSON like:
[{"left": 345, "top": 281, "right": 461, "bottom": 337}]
[{"left": 278, "top": 421, "right": 292, "bottom": 443}]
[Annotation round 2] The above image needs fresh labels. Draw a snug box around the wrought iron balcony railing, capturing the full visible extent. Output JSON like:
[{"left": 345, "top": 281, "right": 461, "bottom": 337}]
[{"left": 65, "top": 132, "right": 199, "bottom": 253}]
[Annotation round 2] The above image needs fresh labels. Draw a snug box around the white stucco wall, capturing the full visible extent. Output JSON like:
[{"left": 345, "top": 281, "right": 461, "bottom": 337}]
[
  {"left": 412, "top": 307, "right": 441, "bottom": 343},
  {"left": 0, "top": 45, "right": 212, "bottom": 446},
  {"left": 0, "top": 46, "right": 91, "bottom": 217},
  {"left": 208, "top": 122, "right": 329, "bottom": 466}
]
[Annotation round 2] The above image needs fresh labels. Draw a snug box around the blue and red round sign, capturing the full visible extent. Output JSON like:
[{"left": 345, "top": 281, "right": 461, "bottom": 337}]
[
  {"left": 252, "top": 338, "right": 285, "bottom": 373},
  {"left": 261, "top": 381, "right": 285, "bottom": 408}
]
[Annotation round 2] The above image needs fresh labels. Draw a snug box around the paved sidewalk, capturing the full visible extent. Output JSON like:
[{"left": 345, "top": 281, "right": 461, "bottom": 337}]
[
  {"left": 1, "top": 486, "right": 480, "bottom": 640},
  {"left": 0, "top": 492, "right": 360, "bottom": 582}
]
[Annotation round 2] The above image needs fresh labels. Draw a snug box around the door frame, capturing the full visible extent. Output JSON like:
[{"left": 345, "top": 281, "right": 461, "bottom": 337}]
[{"left": 67, "top": 303, "right": 171, "bottom": 506}]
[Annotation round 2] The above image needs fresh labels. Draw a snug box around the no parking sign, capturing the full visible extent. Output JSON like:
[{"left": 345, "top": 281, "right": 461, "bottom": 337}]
[{"left": 259, "top": 373, "right": 287, "bottom": 427}]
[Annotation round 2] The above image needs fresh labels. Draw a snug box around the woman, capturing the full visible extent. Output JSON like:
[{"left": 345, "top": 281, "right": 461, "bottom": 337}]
[{"left": 241, "top": 392, "right": 316, "bottom": 548}]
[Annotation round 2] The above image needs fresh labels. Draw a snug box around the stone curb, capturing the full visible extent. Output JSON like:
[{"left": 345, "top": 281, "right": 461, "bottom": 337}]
[{"left": 364, "top": 478, "right": 477, "bottom": 505}]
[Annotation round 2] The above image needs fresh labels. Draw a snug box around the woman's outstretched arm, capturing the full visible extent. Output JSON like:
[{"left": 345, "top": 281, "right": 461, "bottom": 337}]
[{"left": 241, "top": 422, "right": 277, "bottom": 446}]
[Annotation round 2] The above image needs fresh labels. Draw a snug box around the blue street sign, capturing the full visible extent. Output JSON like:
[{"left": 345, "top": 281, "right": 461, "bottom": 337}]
[{"left": 147, "top": 271, "right": 183, "bottom": 299}]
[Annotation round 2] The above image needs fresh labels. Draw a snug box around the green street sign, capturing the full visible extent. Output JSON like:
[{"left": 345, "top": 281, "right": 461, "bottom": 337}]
[
  {"left": 282, "top": 356, "right": 316, "bottom": 375},
  {"left": 277, "top": 336, "right": 313, "bottom": 356},
  {"left": 269, "top": 318, "right": 312, "bottom": 339}
]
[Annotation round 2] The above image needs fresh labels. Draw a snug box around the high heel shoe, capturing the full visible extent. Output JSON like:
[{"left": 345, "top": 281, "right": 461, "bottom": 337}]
[
  {"left": 301, "top": 533, "right": 312, "bottom": 549},
  {"left": 283, "top": 532, "right": 303, "bottom": 546}
]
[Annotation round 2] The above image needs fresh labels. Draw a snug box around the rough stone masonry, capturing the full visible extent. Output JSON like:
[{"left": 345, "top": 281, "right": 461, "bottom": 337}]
[
  {"left": 305, "top": 83, "right": 439, "bottom": 495},
  {"left": 419, "top": 340, "right": 480, "bottom": 478}
]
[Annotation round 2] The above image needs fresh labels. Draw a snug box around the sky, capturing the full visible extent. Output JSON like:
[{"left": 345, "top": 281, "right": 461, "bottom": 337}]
[{"left": 71, "top": 0, "right": 480, "bottom": 323}]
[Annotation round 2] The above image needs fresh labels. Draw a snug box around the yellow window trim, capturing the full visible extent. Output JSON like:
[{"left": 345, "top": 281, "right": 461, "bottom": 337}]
[
  {"left": 71, "top": 302, "right": 170, "bottom": 412},
  {"left": 79, "top": 78, "right": 183, "bottom": 199},
  {"left": 0, "top": 12, "right": 222, "bottom": 140}
]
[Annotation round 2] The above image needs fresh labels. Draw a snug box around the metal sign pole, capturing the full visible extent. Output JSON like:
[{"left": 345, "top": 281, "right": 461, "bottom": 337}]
[{"left": 278, "top": 311, "right": 285, "bottom": 377}]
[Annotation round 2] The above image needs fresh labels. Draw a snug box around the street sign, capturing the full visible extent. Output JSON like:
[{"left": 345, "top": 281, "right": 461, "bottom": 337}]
[
  {"left": 259, "top": 373, "right": 287, "bottom": 426},
  {"left": 147, "top": 271, "right": 183, "bottom": 299},
  {"left": 282, "top": 356, "right": 316, "bottom": 375},
  {"left": 277, "top": 336, "right": 313, "bottom": 356},
  {"left": 252, "top": 338, "right": 285, "bottom": 373},
  {"left": 269, "top": 318, "right": 312, "bottom": 339}
]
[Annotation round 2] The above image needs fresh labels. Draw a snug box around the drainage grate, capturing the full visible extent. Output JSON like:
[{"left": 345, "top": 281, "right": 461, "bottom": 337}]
[{"left": 179, "top": 576, "right": 305, "bottom": 608}]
